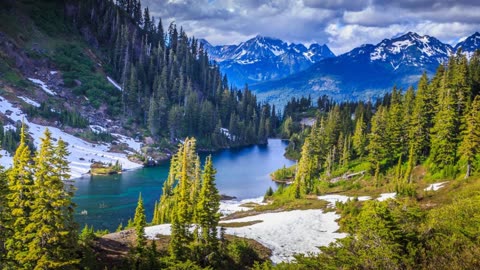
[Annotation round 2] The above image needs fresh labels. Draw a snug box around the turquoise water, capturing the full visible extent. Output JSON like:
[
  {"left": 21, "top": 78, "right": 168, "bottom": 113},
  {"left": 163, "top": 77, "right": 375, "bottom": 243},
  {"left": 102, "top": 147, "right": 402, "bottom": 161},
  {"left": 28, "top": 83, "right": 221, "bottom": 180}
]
[{"left": 72, "top": 139, "right": 295, "bottom": 231}]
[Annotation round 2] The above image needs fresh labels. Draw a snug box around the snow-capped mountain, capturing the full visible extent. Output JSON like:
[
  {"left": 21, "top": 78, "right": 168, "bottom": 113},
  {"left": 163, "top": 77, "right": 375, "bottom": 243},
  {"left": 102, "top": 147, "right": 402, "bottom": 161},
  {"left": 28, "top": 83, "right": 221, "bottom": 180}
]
[
  {"left": 200, "top": 36, "right": 335, "bottom": 87},
  {"left": 344, "top": 32, "right": 453, "bottom": 72},
  {"left": 252, "top": 32, "right": 480, "bottom": 107},
  {"left": 455, "top": 32, "right": 480, "bottom": 59}
]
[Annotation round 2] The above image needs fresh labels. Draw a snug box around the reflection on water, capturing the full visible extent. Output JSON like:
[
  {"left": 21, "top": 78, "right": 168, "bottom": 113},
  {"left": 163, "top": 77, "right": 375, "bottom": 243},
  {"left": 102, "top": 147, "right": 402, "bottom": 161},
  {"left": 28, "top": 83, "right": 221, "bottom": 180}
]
[{"left": 72, "top": 139, "right": 294, "bottom": 231}]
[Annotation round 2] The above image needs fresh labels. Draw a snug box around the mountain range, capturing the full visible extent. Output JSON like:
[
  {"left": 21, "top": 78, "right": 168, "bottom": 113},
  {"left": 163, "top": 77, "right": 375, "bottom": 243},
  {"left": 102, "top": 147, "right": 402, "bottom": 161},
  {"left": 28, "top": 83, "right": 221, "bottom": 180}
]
[
  {"left": 200, "top": 36, "right": 335, "bottom": 87},
  {"left": 202, "top": 32, "right": 480, "bottom": 106}
]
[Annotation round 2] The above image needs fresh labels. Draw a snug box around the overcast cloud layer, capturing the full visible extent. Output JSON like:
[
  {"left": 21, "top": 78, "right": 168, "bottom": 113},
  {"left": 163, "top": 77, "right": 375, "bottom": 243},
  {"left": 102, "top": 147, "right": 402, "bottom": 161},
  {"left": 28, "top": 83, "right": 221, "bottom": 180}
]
[{"left": 143, "top": 0, "right": 480, "bottom": 55}]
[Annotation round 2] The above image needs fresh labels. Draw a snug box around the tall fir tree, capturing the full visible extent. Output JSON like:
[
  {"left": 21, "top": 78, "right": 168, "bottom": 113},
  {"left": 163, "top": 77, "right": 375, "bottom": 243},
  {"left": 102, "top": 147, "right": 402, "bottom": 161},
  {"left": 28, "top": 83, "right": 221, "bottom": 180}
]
[
  {"left": 352, "top": 114, "right": 367, "bottom": 158},
  {"left": 5, "top": 122, "right": 34, "bottom": 269},
  {"left": 409, "top": 73, "right": 431, "bottom": 161},
  {"left": 194, "top": 156, "right": 220, "bottom": 265},
  {"left": 459, "top": 95, "right": 480, "bottom": 178},
  {"left": 430, "top": 74, "right": 459, "bottom": 176},
  {"left": 134, "top": 193, "right": 147, "bottom": 249},
  {"left": 28, "top": 129, "right": 79, "bottom": 269},
  {"left": 367, "top": 106, "right": 388, "bottom": 173}
]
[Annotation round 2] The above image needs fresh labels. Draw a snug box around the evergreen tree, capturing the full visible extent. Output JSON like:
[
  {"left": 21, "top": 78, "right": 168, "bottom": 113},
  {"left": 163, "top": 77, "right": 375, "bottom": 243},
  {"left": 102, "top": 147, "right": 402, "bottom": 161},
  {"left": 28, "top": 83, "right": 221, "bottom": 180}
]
[
  {"left": 430, "top": 76, "right": 459, "bottom": 176},
  {"left": 352, "top": 114, "right": 367, "bottom": 158},
  {"left": 134, "top": 193, "right": 147, "bottom": 249},
  {"left": 28, "top": 129, "right": 79, "bottom": 269},
  {"left": 169, "top": 138, "right": 196, "bottom": 260},
  {"left": 194, "top": 156, "right": 220, "bottom": 265},
  {"left": 293, "top": 137, "right": 317, "bottom": 197},
  {"left": 459, "top": 96, "right": 480, "bottom": 178},
  {"left": 5, "top": 123, "right": 34, "bottom": 269},
  {"left": 386, "top": 87, "right": 407, "bottom": 161},
  {"left": 409, "top": 73, "right": 431, "bottom": 161},
  {"left": 367, "top": 106, "right": 388, "bottom": 173}
]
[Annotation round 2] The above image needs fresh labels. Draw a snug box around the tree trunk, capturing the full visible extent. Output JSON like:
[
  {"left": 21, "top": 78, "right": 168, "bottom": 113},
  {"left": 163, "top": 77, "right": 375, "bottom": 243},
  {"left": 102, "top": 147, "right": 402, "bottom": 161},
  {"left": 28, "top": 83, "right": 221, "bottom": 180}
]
[{"left": 465, "top": 162, "right": 471, "bottom": 179}]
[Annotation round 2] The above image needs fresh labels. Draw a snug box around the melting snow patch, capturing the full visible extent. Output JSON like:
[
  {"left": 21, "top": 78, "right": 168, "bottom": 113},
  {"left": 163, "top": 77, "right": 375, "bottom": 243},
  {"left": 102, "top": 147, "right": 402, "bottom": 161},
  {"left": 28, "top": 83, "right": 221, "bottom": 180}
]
[
  {"left": 145, "top": 209, "right": 346, "bottom": 263},
  {"left": 28, "top": 78, "right": 56, "bottom": 95},
  {"left": 4, "top": 124, "right": 17, "bottom": 132},
  {"left": 50, "top": 71, "right": 58, "bottom": 75},
  {"left": 107, "top": 76, "right": 122, "bottom": 91},
  {"left": 377, "top": 192, "right": 397, "bottom": 201},
  {"left": 19, "top": 96, "right": 41, "bottom": 107},
  {"left": 0, "top": 96, "right": 142, "bottom": 179},
  {"left": 89, "top": 125, "right": 107, "bottom": 134},
  {"left": 0, "top": 150, "right": 13, "bottom": 168},
  {"left": 318, "top": 194, "right": 371, "bottom": 207},
  {"left": 219, "top": 196, "right": 265, "bottom": 216},
  {"left": 111, "top": 133, "right": 142, "bottom": 152},
  {"left": 424, "top": 182, "right": 447, "bottom": 191},
  {"left": 220, "top": 128, "right": 234, "bottom": 141}
]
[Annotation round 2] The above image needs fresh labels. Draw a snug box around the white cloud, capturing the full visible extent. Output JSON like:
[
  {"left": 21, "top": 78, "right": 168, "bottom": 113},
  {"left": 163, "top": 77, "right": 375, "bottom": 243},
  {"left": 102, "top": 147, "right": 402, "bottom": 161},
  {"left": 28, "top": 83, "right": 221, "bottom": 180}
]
[{"left": 142, "top": 0, "right": 480, "bottom": 54}]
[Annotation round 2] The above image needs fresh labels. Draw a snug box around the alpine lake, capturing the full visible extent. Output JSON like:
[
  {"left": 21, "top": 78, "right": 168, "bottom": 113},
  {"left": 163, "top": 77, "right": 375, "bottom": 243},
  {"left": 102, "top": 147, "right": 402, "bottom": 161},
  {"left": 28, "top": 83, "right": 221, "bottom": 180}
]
[{"left": 72, "top": 139, "right": 295, "bottom": 231}]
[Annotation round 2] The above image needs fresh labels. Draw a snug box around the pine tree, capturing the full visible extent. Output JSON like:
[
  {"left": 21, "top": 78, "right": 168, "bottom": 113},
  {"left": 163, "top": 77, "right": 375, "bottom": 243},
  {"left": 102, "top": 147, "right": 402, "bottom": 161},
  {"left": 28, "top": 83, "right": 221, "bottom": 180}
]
[
  {"left": 28, "top": 129, "right": 79, "bottom": 269},
  {"left": 459, "top": 96, "right": 480, "bottom": 178},
  {"left": 403, "top": 144, "right": 415, "bottom": 184},
  {"left": 194, "top": 155, "right": 220, "bottom": 265},
  {"left": 386, "top": 87, "right": 406, "bottom": 161},
  {"left": 293, "top": 137, "right": 317, "bottom": 196},
  {"left": 148, "top": 96, "right": 159, "bottom": 136},
  {"left": 134, "top": 193, "right": 147, "bottom": 249},
  {"left": 409, "top": 73, "right": 431, "bottom": 161},
  {"left": 340, "top": 135, "right": 350, "bottom": 168},
  {"left": 169, "top": 138, "right": 196, "bottom": 260},
  {"left": 430, "top": 75, "right": 459, "bottom": 176},
  {"left": 367, "top": 106, "right": 388, "bottom": 173},
  {"left": 352, "top": 114, "right": 367, "bottom": 158},
  {"left": 5, "top": 122, "right": 34, "bottom": 269}
]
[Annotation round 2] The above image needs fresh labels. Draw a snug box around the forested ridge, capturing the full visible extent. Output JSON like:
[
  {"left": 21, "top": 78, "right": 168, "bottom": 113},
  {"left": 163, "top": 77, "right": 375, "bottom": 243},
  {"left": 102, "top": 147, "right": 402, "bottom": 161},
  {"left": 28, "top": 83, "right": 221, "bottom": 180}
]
[
  {"left": 0, "top": 0, "right": 278, "bottom": 153},
  {"left": 64, "top": 0, "right": 277, "bottom": 149}
]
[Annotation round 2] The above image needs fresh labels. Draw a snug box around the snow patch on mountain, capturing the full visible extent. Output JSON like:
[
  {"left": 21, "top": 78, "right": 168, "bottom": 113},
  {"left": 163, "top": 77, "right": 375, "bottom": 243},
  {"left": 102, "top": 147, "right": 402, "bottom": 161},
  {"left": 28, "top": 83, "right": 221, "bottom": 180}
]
[
  {"left": 107, "top": 76, "right": 122, "bottom": 91},
  {"left": 0, "top": 96, "right": 142, "bottom": 179},
  {"left": 19, "top": 96, "right": 40, "bottom": 107},
  {"left": 28, "top": 78, "right": 56, "bottom": 95}
]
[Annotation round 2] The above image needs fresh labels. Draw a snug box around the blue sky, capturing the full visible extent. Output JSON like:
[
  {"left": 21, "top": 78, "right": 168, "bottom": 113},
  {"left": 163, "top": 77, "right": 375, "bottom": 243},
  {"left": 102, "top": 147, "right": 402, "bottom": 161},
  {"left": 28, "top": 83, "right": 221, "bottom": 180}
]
[{"left": 143, "top": 0, "right": 480, "bottom": 55}]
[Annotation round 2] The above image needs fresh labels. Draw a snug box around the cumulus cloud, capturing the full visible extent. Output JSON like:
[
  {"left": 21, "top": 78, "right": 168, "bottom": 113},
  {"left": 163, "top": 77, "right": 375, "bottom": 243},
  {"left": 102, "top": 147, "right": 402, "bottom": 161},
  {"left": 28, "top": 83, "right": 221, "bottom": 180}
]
[{"left": 141, "top": 0, "right": 480, "bottom": 54}]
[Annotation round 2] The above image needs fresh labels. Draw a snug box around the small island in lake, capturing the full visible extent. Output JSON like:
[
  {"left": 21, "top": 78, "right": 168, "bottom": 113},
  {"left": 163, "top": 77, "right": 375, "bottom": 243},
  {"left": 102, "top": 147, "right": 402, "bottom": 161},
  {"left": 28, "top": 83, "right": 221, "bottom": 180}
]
[
  {"left": 90, "top": 161, "right": 123, "bottom": 175},
  {"left": 270, "top": 165, "right": 296, "bottom": 184}
]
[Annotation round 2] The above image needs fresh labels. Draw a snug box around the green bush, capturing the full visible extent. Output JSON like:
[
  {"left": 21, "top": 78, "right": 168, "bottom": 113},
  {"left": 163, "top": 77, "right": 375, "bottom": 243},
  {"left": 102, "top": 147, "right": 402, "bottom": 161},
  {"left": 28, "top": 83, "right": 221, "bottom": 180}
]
[{"left": 227, "top": 239, "right": 261, "bottom": 266}]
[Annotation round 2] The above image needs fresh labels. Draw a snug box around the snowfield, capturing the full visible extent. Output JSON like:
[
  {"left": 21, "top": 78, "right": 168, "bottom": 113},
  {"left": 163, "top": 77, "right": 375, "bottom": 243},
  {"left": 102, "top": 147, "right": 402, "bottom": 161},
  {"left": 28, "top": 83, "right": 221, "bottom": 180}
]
[
  {"left": 0, "top": 96, "right": 142, "bottom": 178},
  {"left": 219, "top": 196, "right": 265, "bottom": 216},
  {"left": 223, "top": 210, "right": 345, "bottom": 263},
  {"left": 28, "top": 78, "right": 56, "bottom": 95},
  {"left": 145, "top": 209, "right": 345, "bottom": 263}
]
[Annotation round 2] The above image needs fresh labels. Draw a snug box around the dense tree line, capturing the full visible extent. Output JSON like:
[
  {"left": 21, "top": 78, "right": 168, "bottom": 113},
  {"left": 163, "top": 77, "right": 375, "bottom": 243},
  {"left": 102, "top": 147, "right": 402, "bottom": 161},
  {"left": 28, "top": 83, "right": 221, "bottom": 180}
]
[
  {"left": 65, "top": 0, "right": 277, "bottom": 149},
  {"left": 287, "top": 50, "right": 480, "bottom": 197}
]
